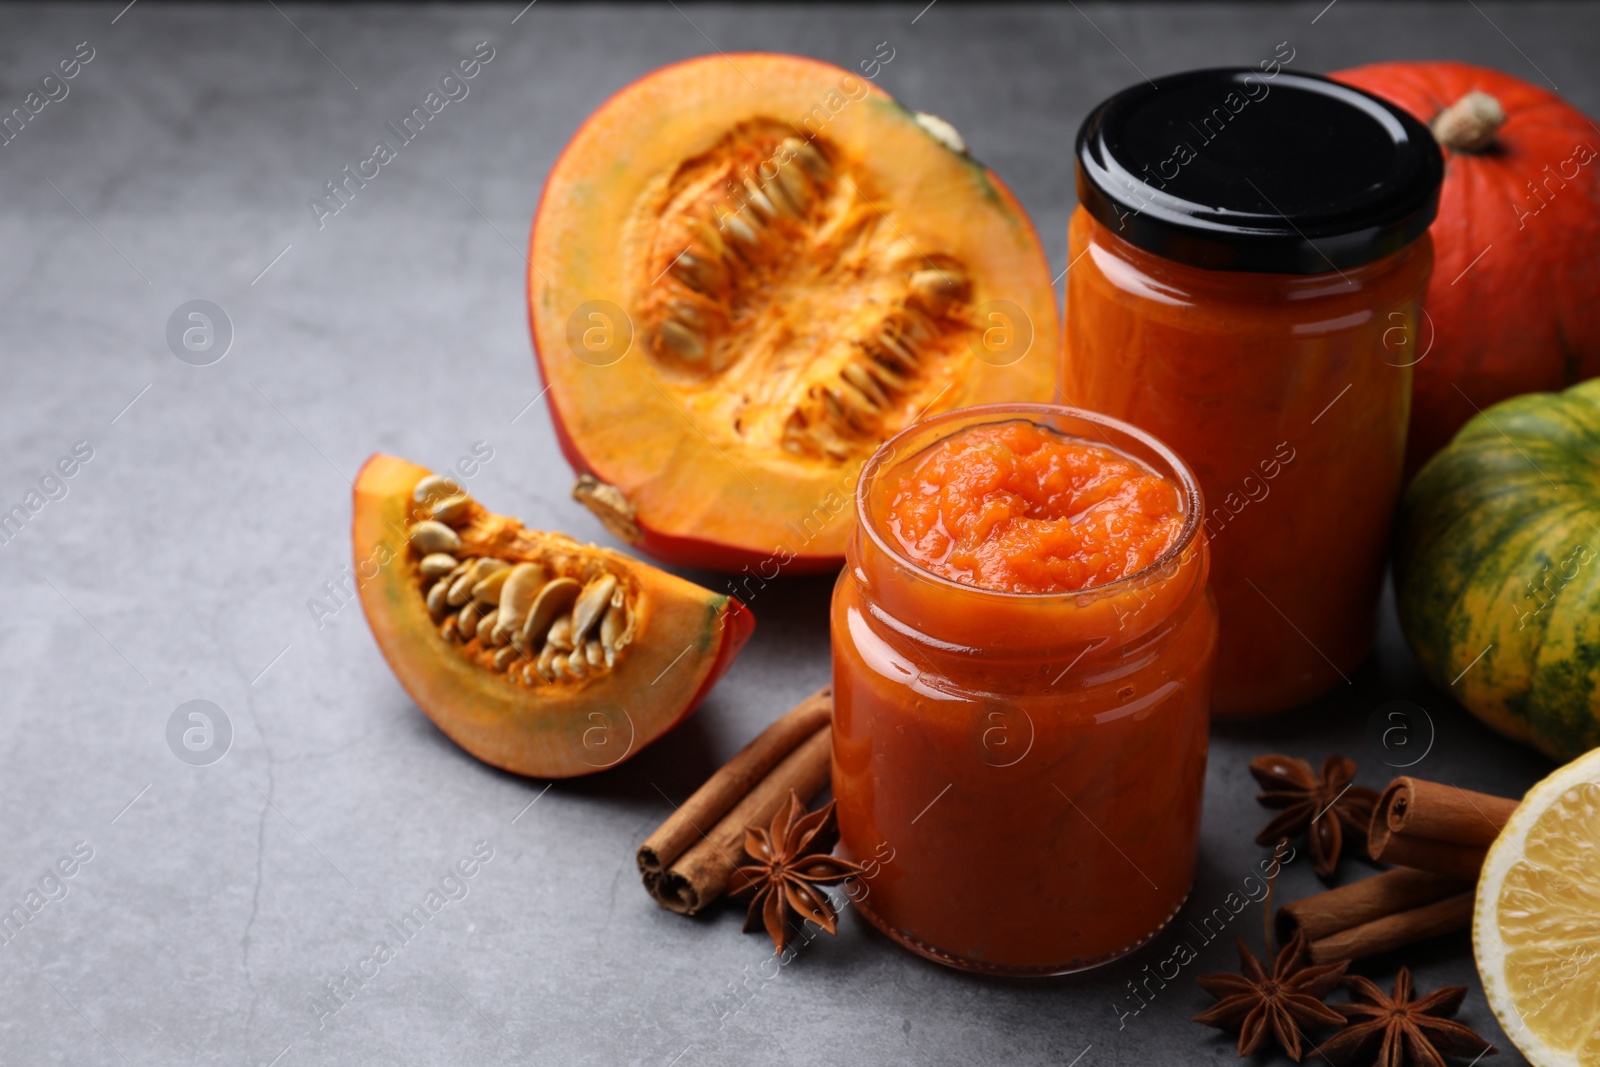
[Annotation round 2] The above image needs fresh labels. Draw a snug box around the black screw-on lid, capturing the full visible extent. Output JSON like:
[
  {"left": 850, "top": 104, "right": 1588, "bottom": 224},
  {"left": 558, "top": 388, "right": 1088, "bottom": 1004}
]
[{"left": 1075, "top": 69, "right": 1443, "bottom": 274}]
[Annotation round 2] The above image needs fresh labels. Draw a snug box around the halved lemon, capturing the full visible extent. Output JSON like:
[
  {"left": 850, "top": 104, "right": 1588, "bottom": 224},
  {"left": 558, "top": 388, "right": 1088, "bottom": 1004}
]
[{"left": 1474, "top": 747, "right": 1600, "bottom": 1066}]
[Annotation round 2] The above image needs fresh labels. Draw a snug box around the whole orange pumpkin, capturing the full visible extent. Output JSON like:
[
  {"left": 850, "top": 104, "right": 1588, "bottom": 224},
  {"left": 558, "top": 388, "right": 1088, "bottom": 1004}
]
[{"left": 1333, "top": 62, "right": 1600, "bottom": 478}]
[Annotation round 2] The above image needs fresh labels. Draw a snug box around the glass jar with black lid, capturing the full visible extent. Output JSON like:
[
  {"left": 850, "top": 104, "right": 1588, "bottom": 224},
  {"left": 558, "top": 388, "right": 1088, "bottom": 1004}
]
[{"left": 1062, "top": 68, "right": 1443, "bottom": 716}]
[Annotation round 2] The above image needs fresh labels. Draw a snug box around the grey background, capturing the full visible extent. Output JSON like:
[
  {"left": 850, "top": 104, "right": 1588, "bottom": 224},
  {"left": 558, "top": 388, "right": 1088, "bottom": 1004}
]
[{"left": 0, "top": 2, "right": 1588, "bottom": 1064}]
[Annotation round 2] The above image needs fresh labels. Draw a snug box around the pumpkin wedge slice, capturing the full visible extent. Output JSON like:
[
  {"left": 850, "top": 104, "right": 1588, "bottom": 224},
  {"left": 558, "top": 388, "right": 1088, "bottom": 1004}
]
[
  {"left": 530, "top": 52, "right": 1059, "bottom": 572},
  {"left": 353, "top": 454, "right": 753, "bottom": 777}
]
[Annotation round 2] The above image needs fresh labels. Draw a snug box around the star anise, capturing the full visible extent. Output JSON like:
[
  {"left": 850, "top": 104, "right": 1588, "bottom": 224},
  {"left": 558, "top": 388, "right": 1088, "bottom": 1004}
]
[
  {"left": 1321, "top": 969, "right": 1496, "bottom": 1067},
  {"left": 729, "top": 792, "right": 864, "bottom": 953},
  {"left": 1194, "top": 933, "right": 1349, "bottom": 1061},
  {"left": 1251, "top": 753, "right": 1380, "bottom": 880}
]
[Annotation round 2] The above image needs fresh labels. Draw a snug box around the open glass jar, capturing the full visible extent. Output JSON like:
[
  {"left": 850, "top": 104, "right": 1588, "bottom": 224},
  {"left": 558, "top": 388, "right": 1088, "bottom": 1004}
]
[
  {"left": 831, "top": 404, "right": 1217, "bottom": 975},
  {"left": 1062, "top": 69, "right": 1443, "bottom": 715}
]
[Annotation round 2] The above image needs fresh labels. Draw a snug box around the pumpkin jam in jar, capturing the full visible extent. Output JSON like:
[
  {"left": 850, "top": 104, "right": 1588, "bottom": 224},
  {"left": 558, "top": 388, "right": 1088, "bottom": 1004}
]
[
  {"left": 832, "top": 404, "right": 1216, "bottom": 975},
  {"left": 1064, "top": 70, "right": 1444, "bottom": 715}
]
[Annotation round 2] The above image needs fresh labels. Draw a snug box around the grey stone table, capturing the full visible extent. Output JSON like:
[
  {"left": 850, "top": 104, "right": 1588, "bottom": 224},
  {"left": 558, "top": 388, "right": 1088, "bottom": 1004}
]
[{"left": 2, "top": 3, "right": 1592, "bottom": 1064}]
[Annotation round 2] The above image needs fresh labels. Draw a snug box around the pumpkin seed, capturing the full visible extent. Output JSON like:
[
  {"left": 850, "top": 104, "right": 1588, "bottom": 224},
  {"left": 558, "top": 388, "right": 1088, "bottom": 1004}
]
[
  {"left": 673, "top": 251, "right": 720, "bottom": 295},
  {"left": 584, "top": 640, "right": 605, "bottom": 670},
  {"left": 742, "top": 178, "right": 777, "bottom": 221},
  {"left": 472, "top": 567, "right": 510, "bottom": 605},
  {"left": 842, "top": 363, "right": 890, "bottom": 408},
  {"left": 722, "top": 212, "right": 758, "bottom": 248},
  {"left": 910, "top": 267, "right": 968, "bottom": 303},
  {"left": 773, "top": 165, "right": 807, "bottom": 214},
  {"left": 494, "top": 562, "right": 549, "bottom": 641},
  {"left": 599, "top": 601, "right": 628, "bottom": 653},
  {"left": 839, "top": 379, "right": 881, "bottom": 417},
  {"left": 571, "top": 575, "right": 618, "bottom": 644},
  {"left": 493, "top": 645, "right": 519, "bottom": 670},
  {"left": 572, "top": 476, "right": 642, "bottom": 545},
  {"left": 879, "top": 329, "right": 918, "bottom": 369},
  {"left": 426, "top": 581, "right": 450, "bottom": 620},
  {"left": 458, "top": 601, "right": 483, "bottom": 639},
  {"left": 548, "top": 652, "right": 570, "bottom": 679},
  {"left": 690, "top": 217, "right": 726, "bottom": 260},
  {"left": 440, "top": 614, "right": 459, "bottom": 642},
  {"left": 659, "top": 320, "right": 705, "bottom": 361},
  {"left": 478, "top": 608, "right": 498, "bottom": 637},
  {"left": 536, "top": 645, "right": 559, "bottom": 681},
  {"left": 825, "top": 385, "right": 871, "bottom": 428},
  {"left": 432, "top": 562, "right": 469, "bottom": 596},
  {"left": 445, "top": 564, "right": 475, "bottom": 605},
  {"left": 409, "top": 520, "right": 460, "bottom": 554},
  {"left": 563, "top": 649, "right": 587, "bottom": 679},
  {"left": 413, "top": 474, "right": 462, "bottom": 505},
  {"left": 419, "top": 553, "right": 458, "bottom": 579},
  {"left": 676, "top": 301, "right": 707, "bottom": 327},
  {"left": 448, "top": 558, "right": 501, "bottom": 606},
  {"left": 866, "top": 357, "right": 909, "bottom": 391},
  {"left": 520, "top": 577, "right": 582, "bottom": 650},
  {"left": 764, "top": 169, "right": 801, "bottom": 217},
  {"left": 784, "top": 137, "right": 830, "bottom": 180},
  {"left": 546, "top": 614, "right": 575, "bottom": 652},
  {"left": 431, "top": 494, "right": 473, "bottom": 525}
]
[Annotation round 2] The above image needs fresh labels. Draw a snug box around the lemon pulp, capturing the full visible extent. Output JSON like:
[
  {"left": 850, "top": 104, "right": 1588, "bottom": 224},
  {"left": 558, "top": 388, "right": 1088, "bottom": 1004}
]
[{"left": 1495, "top": 779, "right": 1600, "bottom": 1063}]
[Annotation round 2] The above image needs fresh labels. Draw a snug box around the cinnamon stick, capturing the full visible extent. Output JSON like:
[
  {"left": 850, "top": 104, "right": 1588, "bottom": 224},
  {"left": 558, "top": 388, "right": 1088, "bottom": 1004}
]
[
  {"left": 1276, "top": 867, "right": 1471, "bottom": 946},
  {"left": 651, "top": 727, "right": 833, "bottom": 914},
  {"left": 1271, "top": 775, "right": 1517, "bottom": 965},
  {"left": 1375, "top": 777, "right": 1518, "bottom": 849},
  {"left": 1368, "top": 831, "right": 1488, "bottom": 881},
  {"left": 637, "top": 685, "right": 832, "bottom": 877},
  {"left": 1304, "top": 891, "right": 1475, "bottom": 965}
]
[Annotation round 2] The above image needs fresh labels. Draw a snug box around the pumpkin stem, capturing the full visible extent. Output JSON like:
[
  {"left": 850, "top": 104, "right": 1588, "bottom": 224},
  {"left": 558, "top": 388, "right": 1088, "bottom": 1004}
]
[{"left": 1431, "top": 91, "right": 1506, "bottom": 152}]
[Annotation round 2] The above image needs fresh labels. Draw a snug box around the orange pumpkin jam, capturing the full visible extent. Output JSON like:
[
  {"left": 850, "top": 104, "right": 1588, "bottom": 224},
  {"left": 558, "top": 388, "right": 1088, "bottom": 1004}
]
[{"left": 880, "top": 420, "right": 1186, "bottom": 593}]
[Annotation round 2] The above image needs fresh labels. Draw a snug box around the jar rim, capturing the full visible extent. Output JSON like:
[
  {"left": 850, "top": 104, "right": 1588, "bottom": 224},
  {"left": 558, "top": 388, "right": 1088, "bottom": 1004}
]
[{"left": 855, "top": 403, "right": 1206, "bottom": 603}]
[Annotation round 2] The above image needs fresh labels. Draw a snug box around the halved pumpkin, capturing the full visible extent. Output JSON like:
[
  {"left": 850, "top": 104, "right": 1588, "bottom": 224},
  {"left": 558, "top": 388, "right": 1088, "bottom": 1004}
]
[
  {"left": 353, "top": 454, "right": 753, "bottom": 778},
  {"left": 529, "top": 52, "right": 1059, "bottom": 572}
]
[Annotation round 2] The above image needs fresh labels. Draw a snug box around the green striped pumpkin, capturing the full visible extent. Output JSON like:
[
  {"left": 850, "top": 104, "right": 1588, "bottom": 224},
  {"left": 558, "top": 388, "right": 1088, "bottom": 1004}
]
[{"left": 1394, "top": 378, "right": 1600, "bottom": 762}]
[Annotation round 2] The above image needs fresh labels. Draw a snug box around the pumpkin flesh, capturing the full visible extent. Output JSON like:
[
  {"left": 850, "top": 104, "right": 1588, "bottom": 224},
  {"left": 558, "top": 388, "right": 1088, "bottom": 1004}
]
[{"left": 529, "top": 53, "right": 1059, "bottom": 572}]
